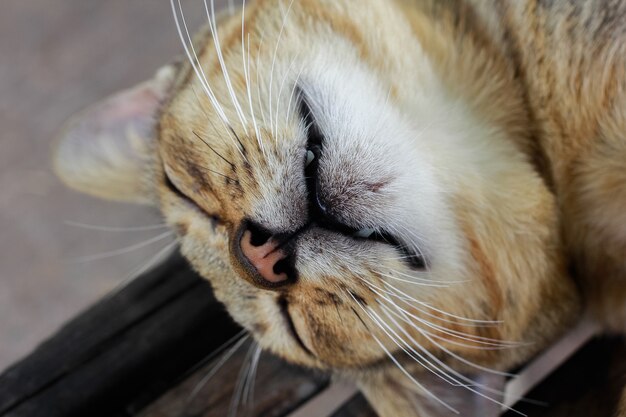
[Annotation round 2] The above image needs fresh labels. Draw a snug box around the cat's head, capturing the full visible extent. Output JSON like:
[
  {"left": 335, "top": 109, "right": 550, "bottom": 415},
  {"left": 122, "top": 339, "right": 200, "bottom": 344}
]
[{"left": 54, "top": 0, "right": 579, "bottom": 375}]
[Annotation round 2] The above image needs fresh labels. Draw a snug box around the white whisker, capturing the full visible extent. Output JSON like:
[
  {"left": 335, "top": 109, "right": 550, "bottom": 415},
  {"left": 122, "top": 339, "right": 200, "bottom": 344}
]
[
  {"left": 376, "top": 302, "right": 524, "bottom": 414},
  {"left": 64, "top": 220, "right": 168, "bottom": 232},
  {"left": 347, "top": 292, "right": 459, "bottom": 414},
  {"left": 171, "top": 0, "right": 245, "bottom": 159},
  {"left": 189, "top": 88, "right": 256, "bottom": 191},
  {"left": 205, "top": 0, "right": 249, "bottom": 134},
  {"left": 349, "top": 270, "right": 518, "bottom": 349},
  {"left": 255, "top": 31, "right": 268, "bottom": 128},
  {"left": 386, "top": 223, "right": 429, "bottom": 262},
  {"left": 367, "top": 304, "right": 467, "bottom": 387},
  {"left": 356, "top": 286, "right": 522, "bottom": 409},
  {"left": 382, "top": 279, "right": 504, "bottom": 325},
  {"left": 243, "top": 24, "right": 264, "bottom": 156},
  {"left": 69, "top": 231, "right": 174, "bottom": 263},
  {"left": 285, "top": 64, "right": 306, "bottom": 127},
  {"left": 274, "top": 54, "right": 299, "bottom": 136},
  {"left": 361, "top": 275, "right": 500, "bottom": 331},
  {"left": 373, "top": 268, "right": 451, "bottom": 288},
  {"left": 377, "top": 303, "right": 520, "bottom": 400},
  {"left": 243, "top": 343, "right": 262, "bottom": 407},
  {"left": 384, "top": 303, "right": 516, "bottom": 379},
  {"left": 371, "top": 285, "right": 520, "bottom": 348},
  {"left": 377, "top": 262, "right": 467, "bottom": 285},
  {"left": 268, "top": 0, "right": 296, "bottom": 139},
  {"left": 395, "top": 298, "right": 497, "bottom": 330},
  {"left": 171, "top": 0, "right": 228, "bottom": 125},
  {"left": 98, "top": 241, "right": 179, "bottom": 304},
  {"left": 120, "top": 240, "right": 178, "bottom": 281},
  {"left": 183, "top": 334, "right": 250, "bottom": 414},
  {"left": 228, "top": 341, "right": 257, "bottom": 417}
]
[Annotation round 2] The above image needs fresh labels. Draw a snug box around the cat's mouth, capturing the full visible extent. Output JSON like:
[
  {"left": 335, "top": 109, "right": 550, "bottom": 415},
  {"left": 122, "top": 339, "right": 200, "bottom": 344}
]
[
  {"left": 350, "top": 229, "right": 427, "bottom": 270},
  {"left": 278, "top": 295, "right": 314, "bottom": 357},
  {"left": 299, "top": 91, "right": 427, "bottom": 271}
]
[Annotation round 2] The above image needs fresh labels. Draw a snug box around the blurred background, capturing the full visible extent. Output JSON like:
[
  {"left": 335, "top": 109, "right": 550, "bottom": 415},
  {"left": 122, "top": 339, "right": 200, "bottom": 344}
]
[{"left": 0, "top": 0, "right": 228, "bottom": 371}]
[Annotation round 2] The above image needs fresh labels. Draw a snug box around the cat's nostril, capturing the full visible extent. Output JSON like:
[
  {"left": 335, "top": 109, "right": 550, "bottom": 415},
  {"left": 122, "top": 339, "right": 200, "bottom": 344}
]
[
  {"left": 247, "top": 221, "right": 273, "bottom": 246},
  {"left": 273, "top": 257, "right": 291, "bottom": 276},
  {"left": 236, "top": 223, "right": 295, "bottom": 288}
]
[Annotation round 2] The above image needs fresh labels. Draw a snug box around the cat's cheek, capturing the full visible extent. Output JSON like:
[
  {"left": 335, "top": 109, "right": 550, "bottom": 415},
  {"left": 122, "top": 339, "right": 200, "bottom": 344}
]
[
  {"left": 174, "top": 221, "right": 243, "bottom": 305},
  {"left": 286, "top": 298, "right": 383, "bottom": 369}
]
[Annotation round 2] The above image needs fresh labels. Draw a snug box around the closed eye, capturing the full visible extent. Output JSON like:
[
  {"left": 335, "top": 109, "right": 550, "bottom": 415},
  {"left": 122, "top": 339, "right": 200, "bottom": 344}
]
[
  {"left": 163, "top": 167, "right": 222, "bottom": 224},
  {"left": 163, "top": 168, "right": 193, "bottom": 202}
]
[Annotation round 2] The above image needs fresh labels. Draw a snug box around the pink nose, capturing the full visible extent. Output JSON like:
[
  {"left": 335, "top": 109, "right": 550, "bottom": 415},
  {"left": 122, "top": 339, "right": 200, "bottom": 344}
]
[{"left": 240, "top": 230, "right": 289, "bottom": 284}]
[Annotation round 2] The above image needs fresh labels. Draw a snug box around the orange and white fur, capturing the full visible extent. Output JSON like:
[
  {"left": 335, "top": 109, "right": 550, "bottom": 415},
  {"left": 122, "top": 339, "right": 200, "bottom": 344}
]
[{"left": 53, "top": 0, "right": 626, "bottom": 416}]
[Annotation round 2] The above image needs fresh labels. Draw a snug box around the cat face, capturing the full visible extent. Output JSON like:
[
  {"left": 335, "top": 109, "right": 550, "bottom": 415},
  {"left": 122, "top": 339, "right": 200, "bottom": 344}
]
[
  {"left": 55, "top": 0, "right": 579, "bottom": 375},
  {"left": 159, "top": 2, "right": 462, "bottom": 369}
]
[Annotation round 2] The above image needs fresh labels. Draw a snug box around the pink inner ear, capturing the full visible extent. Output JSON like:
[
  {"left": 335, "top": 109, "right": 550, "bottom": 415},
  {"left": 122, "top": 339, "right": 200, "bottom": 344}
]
[
  {"left": 53, "top": 64, "right": 177, "bottom": 204},
  {"left": 104, "top": 86, "right": 161, "bottom": 124},
  {"left": 75, "top": 81, "right": 163, "bottom": 156},
  {"left": 100, "top": 65, "right": 176, "bottom": 127}
]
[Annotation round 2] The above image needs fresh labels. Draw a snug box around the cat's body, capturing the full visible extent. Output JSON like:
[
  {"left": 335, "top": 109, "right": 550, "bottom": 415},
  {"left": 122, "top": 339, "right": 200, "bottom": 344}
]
[
  {"left": 53, "top": 0, "right": 626, "bottom": 415},
  {"left": 468, "top": 0, "right": 626, "bottom": 330}
]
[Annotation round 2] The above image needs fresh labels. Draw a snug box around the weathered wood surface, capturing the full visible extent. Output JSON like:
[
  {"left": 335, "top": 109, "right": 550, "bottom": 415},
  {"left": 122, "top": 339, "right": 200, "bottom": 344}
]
[
  {"left": 140, "top": 340, "right": 330, "bottom": 417},
  {"left": 142, "top": 335, "right": 626, "bottom": 417},
  {"left": 0, "top": 253, "right": 241, "bottom": 417},
  {"left": 502, "top": 336, "right": 626, "bottom": 417},
  {"left": 331, "top": 395, "right": 378, "bottom": 417}
]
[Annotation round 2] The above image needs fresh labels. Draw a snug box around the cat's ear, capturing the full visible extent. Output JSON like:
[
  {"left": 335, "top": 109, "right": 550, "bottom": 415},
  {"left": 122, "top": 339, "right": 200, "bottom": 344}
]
[{"left": 53, "top": 64, "right": 178, "bottom": 205}]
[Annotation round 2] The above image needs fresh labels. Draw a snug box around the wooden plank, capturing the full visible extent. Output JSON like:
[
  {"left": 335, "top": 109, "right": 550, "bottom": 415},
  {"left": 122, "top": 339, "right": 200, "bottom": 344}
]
[
  {"left": 502, "top": 336, "right": 626, "bottom": 417},
  {"left": 141, "top": 339, "right": 329, "bottom": 417},
  {"left": 0, "top": 253, "right": 241, "bottom": 417},
  {"left": 285, "top": 382, "right": 359, "bottom": 417},
  {"left": 331, "top": 395, "right": 377, "bottom": 417},
  {"left": 502, "top": 320, "right": 599, "bottom": 409}
]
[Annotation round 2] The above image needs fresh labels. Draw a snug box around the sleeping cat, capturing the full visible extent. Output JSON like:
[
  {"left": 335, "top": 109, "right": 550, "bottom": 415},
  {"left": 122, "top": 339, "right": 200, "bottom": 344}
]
[{"left": 52, "top": 0, "right": 626, "bottom": 415}]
